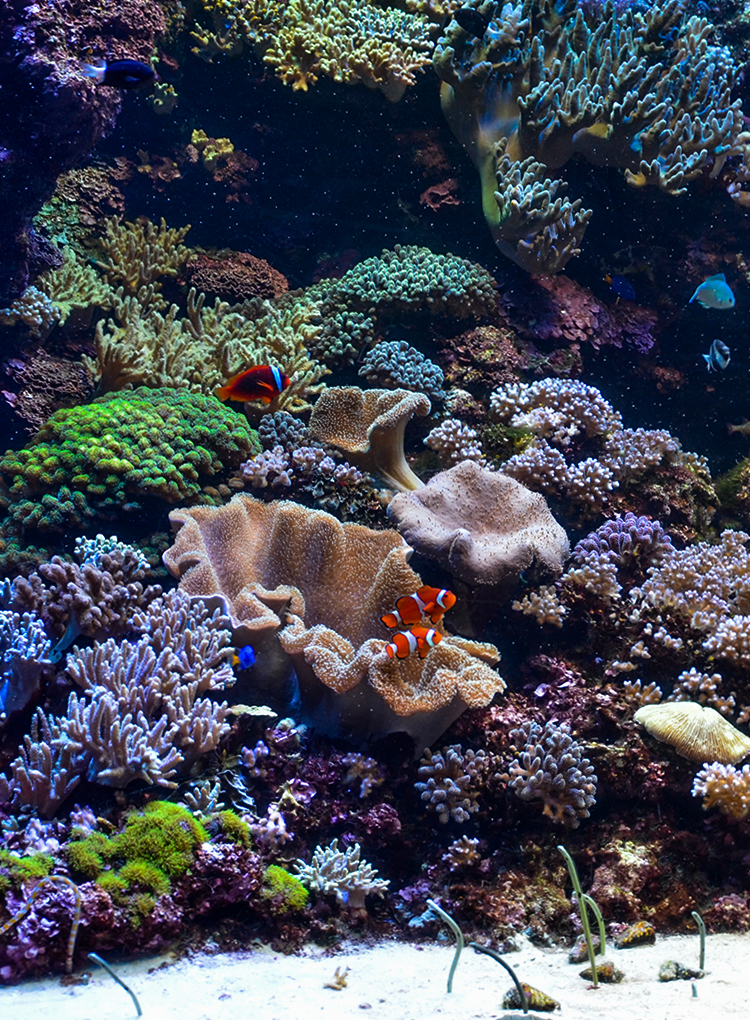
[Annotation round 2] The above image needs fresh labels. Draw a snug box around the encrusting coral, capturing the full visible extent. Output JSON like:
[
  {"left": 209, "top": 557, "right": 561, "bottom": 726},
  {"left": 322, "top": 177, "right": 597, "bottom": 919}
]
[
  {"left": 309, "top": 386, "right": 431, "bottom": 492},
  {"left": 388, "top": 460, "right": 569, "bottom": 589},
  {"left": 164, "top": 494, "right": 505, "bottom": 744},
  {"left": 433, "top": 0, "right": 746, "bottom": 272}
]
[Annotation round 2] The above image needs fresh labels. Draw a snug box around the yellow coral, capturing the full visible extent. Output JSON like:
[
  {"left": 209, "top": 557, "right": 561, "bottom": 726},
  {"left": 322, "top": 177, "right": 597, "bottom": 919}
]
[
  {"left": 96, "top": 217, "right": 191, "bottom": 307},
  {"left": 37, "top": 248, "right": 112, "bottom": 325}
]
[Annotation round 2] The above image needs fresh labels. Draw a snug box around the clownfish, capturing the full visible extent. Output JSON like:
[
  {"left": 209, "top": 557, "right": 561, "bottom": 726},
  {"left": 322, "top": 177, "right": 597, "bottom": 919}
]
[
  {"left": 385, "top": 626, "right": 443, "bottom": 660},
  {"left": 381, "top": 586, "right": 457, "bottom": 628},
  {"left": 216, "top": 365, "right": 291, "bottom": 404},
  {"left": 232, "top": 645, "right": 256, "bottom": 670}
]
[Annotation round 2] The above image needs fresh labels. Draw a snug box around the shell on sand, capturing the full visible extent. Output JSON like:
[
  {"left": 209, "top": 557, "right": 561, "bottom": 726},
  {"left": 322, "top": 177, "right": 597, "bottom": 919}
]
[{"left": 634, "top": 702, "right": 750, "bottom": 764}]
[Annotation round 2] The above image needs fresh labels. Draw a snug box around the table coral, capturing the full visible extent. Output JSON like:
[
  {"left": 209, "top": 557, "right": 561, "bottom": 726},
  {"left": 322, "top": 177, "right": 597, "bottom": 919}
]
[
  {"left": 164, "top": 494, "right": 504, "bottom": 745},
  {"left": 387, "top": 460, "right": 569, "bottom": 588},
  {"left": 309, "top": 386, "right": 431, "bottom": 491},
  {"left": 0, "top": 387, "right": 259, "bottom": 529},
  {"left": 434, "top": 0, "right": 745, "bottom": 271}
]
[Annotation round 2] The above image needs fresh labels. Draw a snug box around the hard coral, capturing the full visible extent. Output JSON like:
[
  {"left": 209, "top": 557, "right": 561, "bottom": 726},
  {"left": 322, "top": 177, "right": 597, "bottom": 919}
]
[
  {"left": 434, "top": 0, "right": 745, "bottom": 272},
  {"left": 164, "top": 494, "right": 504, "bottom": 745},
  {"left": 388, "top": 460, "right": 569, "bottom": 589},
  {"left": 186, "top": 252, "right": 289, "bottom": 303}
]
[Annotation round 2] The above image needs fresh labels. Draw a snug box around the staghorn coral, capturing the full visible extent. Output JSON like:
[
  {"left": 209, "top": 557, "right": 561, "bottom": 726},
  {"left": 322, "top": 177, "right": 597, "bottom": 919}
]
[
  {"left": 358, "top": 341, "right": 446, "bottom": 402},
  {"left": 309, "top": 386, "right": 430, "bottom": 491},
  {"left": 0, "top": 387, "right": 259, "bottom": 530},
  {"left": 415, "top": 744, "right": 486, "bottom": 823},
  {"left": 388, "top": 460, "right": 569, "bottom": 589},
  {"left": 295, "top": 839, "right": 389, "bottom": 913},
  {"left": 505, "top": 719, "right": 598, "bottom": 827},
  {"left": 0, "top": 612, "right": 52, "bottom": 721},
  {"left": 194, "top": 0, "right": 435, "bottom": 102},
  {"left": 434, "top": 0, "right": 746, "bottom": 272},
  {"left": 692, "top": 762, "right": 750, "bottom": 820},
  {"left": 164, "top": 494, "right": 504, "bottom": 745}
]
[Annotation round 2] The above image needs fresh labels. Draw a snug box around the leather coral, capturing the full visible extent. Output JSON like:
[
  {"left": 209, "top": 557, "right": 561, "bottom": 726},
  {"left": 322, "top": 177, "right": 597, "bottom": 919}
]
[{"left": 163, "top": 494, "right": 504, "bottom": 745}]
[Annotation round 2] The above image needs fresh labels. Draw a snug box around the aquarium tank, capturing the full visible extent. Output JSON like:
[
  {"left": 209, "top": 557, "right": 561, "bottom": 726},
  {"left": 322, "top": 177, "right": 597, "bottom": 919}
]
[{"left": 1, "top": 0, "right": 750, "bottom": 1001}]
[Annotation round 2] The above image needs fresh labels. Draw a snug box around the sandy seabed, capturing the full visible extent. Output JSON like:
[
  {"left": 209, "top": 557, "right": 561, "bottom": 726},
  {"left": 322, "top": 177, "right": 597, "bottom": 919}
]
[{"left": 0, "top": 932, "right": 746, "bottom": 1020}]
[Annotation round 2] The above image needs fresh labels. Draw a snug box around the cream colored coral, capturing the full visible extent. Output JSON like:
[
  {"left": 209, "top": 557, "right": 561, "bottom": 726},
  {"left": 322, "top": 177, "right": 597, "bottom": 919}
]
[
  {"left": 692, "top": 762, "right": 750, "bottom": 819},
  {"left": 634, "top": 702, "right": 750, "bottom": 765},
  {"left": 512, "top": 584, "right": 566, "bottom": 627},
  {"left": 424, "top": 418, "right": 485, "bottom": 467}
]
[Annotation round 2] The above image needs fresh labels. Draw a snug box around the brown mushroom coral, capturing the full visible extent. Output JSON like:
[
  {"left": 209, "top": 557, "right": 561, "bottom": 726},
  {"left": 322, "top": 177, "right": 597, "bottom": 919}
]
[
  {"left": 308, "top": 386, "right": 430, "bottom": 491},
  {"left": 387, "top": 460, "right": 569, "bottom": 589},
  {"left": 163, "top": 494, "right": 504, "bottom": 744},
  {"left": 634, "top": 702, "right": 750, "bottom": 765}
]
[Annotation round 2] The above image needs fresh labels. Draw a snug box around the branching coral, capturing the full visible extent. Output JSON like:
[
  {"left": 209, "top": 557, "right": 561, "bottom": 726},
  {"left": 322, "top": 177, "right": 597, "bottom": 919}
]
[
  {"left": 295, "top": 838, "right": 389, "bottom": 912},
  {"left": 434, "top": 0, "right": 745, "bottom": 271},
  {"left": 0, "top": 387, "right": 259, "bottom": 529},
  {"left": 164, "top": 494, "right": 504, "bottom": 745},
  {"left": 95, "top": 217, "right": 191, "bottom": 307},
  {"left": 415, "top": 744, "right": 487, "bottom": 823},
  {"left": 358, "top": 341, "right": 446, "bottom": 402},
  {"left": 505, "top": 719, "right": 597, "bottom": 826},
  {"left": 0, "top": 612, "right": 52, "bottom": 720},
  {"left": 692, "top": 762, "right": 750, "bottom": 820},
  {"left": 424, "top": 419, "right": 486, "bottom": 467}
]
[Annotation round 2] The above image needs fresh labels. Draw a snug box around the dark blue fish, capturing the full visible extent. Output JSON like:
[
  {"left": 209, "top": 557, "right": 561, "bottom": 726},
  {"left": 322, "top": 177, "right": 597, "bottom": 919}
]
[
  {"left": 453, "top": 7, "right": 492, "bottom": 37},
  {"left": 703, "top": 338, "right": 731, "bottom": 372},
  {"left": 81, "top": 59, "right": 156, "bottom": 90},
  {"left": 605, "top": 274, "right": 636, "bottom": 301},
  {"left": 232, "top": 644, "right": 256, "bottom": 670}
]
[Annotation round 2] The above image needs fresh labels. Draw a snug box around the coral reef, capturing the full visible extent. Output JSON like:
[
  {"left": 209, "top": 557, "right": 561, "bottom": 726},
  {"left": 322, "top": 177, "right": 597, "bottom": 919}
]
[
  {"left": 164, "top": 494, "right": 504, "bottom": 744},
  {"left": 434, "top": 0, "right": 745, "bottom": 271},
  {"left": 388, "top": 460, "right": 569, "bottom": 588}
]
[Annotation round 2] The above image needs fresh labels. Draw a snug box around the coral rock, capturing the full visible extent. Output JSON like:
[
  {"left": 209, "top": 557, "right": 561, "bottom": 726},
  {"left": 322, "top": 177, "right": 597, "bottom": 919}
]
[{"left": 388, "top": 460, "right": 569, "bottom": 588}]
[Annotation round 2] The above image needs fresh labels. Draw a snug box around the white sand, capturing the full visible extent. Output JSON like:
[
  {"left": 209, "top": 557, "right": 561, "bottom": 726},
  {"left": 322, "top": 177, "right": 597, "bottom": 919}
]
[{"left": 0, "top": 932, "right": 745, "bottom": 1020}]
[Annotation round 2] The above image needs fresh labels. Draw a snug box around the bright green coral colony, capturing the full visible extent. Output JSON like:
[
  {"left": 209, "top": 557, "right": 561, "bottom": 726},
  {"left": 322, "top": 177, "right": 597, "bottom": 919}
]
[{"left": 0, "top": 387, "right": 259, "bottom": 529}]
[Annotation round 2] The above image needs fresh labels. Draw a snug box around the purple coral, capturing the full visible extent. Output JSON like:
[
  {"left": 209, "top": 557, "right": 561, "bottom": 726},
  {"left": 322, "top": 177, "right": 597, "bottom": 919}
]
[{"left": 571, "top": 513, "right": 673, "bottom": 570}]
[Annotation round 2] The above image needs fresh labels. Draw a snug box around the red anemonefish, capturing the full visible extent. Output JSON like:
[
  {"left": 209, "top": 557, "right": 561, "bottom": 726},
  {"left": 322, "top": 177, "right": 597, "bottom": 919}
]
[
  {"left": 381, "top": 586, "right": 457, "bottom": 628},
  {"left": 385, "top": 626, "right": 443, "bottom": 660},
  {"left": 216, "top": 365, "right": 291, "bottom": 404}
]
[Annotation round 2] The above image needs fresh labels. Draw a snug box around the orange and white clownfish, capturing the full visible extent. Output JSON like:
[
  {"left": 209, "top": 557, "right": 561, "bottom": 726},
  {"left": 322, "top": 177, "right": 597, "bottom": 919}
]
[
  {"left": 385, "top": 626, "right": 443, "bottom": 660},
  {"left": 381, "top": 585, "right": 457, "bottom": 629}
]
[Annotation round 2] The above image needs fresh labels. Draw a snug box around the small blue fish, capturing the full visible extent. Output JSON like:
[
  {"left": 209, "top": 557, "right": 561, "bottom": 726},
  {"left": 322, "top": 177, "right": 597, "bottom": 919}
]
[
  {"left": 232, "top": 645, "right": 256, "bottom": 670},
  {"left": 689, "top": 273, "right": 735, "bottom": 310},
  {"left": 605, "top": 274, "right": 636, "bottom": 301},
  {"left": 81, "top": 59, "right": 156, "bottom": 90},
  {"left": 703, "top": 338, "right": 731, "bottom": 372}
]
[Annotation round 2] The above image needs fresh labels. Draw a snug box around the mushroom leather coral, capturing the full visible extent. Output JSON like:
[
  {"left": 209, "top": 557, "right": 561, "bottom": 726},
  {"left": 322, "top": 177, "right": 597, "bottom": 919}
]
[
  {"left": 308, "top": 386, "right": 430, "bottom": 491},
  {"left": 164, "top": 494, "right": 504, "bottom": 744},
  {"left": 387, "top": 460, "right": 569, "bottom": 588}
]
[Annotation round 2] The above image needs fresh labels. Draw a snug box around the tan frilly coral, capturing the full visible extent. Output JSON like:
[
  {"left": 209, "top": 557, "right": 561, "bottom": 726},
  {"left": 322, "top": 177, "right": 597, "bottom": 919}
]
[
  {"left": 635, "top": 702, "right": 750, "bottom": 765},
  {"left": 163, "top": 494, "right": 504, "bottom": 744},
  {"left": 309, "top": 386, "right": 430, "bottom": 491},
  {"left": 387, "top": 460, "right": 569, "bottom": 588}
]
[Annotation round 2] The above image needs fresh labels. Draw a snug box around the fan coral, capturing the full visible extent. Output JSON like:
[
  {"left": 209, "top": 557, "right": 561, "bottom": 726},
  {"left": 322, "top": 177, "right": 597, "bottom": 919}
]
[
  {"left": 0, "top": 387, "right": 259, "bottom": 530},
  {"left": 295, "top": 838, "right": 389, "bottom": 913},
  {"left": 434, "top": 0, "right": 745, "bottom": 271},
  {"left": 358, "top": 341, "right": 446, "bottom": 402},
  {"left": 309, "top": 386, "right": 430, "bottom": 491},
  {"left": 415, "top": 744, "right": 487, "bottom": 823},
  {"left": 692, "top": 762, "right": 750, "bottom": 820},
  {"left": 505, "top": 720, "right": 598, "bottom": 826},
  {"left": 163, "top": 494, "right": 504, "bottom": 745},
  {"left": 634, "top": 702, "right": 750, "bottom": 765},
  {"left": 388, "top": 460, "right": 569, "bottom": 588}
]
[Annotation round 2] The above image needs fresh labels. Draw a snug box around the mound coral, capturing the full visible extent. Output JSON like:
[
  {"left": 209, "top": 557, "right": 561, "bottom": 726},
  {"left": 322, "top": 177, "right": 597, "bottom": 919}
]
[
  {"left": 388, "top": 460, "right": 569, "bottom": 588},
  {"left": 0, "top": 387, "right": 259, "bottom": 530},
  {"left": 164, "top": 494, "right": 504, "bottom": 745},
  {"left": 434, "top": 0, "right": 745, "bottom": 271}
]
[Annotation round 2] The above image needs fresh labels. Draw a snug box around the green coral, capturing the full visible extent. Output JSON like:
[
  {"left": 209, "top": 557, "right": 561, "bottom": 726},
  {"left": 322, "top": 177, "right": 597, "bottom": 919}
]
[
  {"left": 262, "top": 864, "right": 310, "bottom": 914},
  {"left": 0, "top": 387, "right": 259, "bottom": 530},
  {"left": 0, "top": 850, "right": 52, "bottom": 894},
  {"left": 216, "top": 810, "right": 252, "bottom": 847}
]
